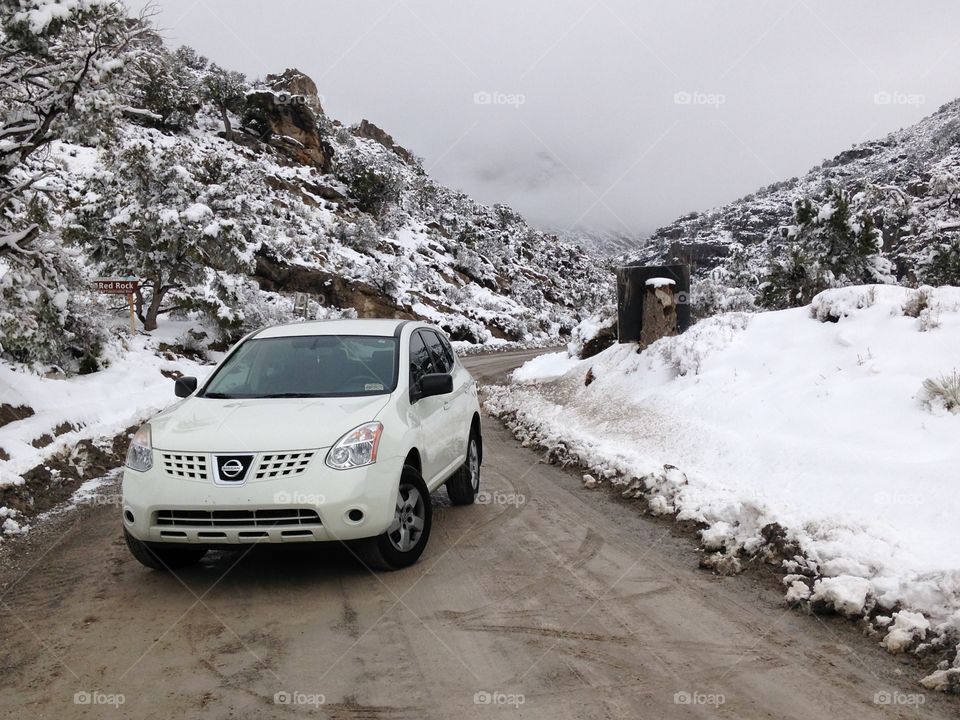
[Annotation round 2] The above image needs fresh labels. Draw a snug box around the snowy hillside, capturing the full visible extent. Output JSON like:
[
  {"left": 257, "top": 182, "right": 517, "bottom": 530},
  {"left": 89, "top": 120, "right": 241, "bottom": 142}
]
[
  {"left": 631, "top": 99, "right": 960, "bottom": 309},
  {"left": 0, "top": 1, "right": 611, "bottom": 376},
  {"left": 486, "top": 284, "right": 960, "bottom": 689}
]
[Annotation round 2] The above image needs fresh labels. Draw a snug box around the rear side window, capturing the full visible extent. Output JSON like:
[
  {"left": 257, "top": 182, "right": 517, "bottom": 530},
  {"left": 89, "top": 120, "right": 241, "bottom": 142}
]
[
  {"left": 409, "top": 332, "right": 437, "bottom": 387},
  {"left": 422, "top": 330, "right": 454, "bottom": 373}
]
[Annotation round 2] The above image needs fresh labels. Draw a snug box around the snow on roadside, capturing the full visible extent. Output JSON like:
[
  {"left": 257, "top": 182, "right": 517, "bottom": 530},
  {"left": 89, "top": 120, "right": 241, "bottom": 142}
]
[
  {"left": 510, "top": 351, "right": 579, "bottom": 382},
  {"left": 0, "top": 322, "right": 213, "bottom": 536},
  {"left": 483, "top": 285, "right": 960, "bottom": 688}
]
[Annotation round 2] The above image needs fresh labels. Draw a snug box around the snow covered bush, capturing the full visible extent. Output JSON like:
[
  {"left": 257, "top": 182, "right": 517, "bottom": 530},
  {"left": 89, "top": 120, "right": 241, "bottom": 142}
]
[
  {"left": 691, "top": 275, "right": 756, "bottom": 320},
  {"left": 64, "top": 139, "right": 256, "bottom": 331},
  {"left": 920, "top": 237, "right": 960, "bottom": 287},
  {"left": 0, "top": 235, "right": 113, "bottom": 370},
  {"left": 759, "top": 187, "right": 894, "bottom": 309},
  {"left": 919, "top": 370, "right": 960, "bottom": 414},
  {"left": 130, "top": 45, "right": 204, "bottom": 129},
  {"left": 567, "top": 310, "right": 616, "bottom": 359}
]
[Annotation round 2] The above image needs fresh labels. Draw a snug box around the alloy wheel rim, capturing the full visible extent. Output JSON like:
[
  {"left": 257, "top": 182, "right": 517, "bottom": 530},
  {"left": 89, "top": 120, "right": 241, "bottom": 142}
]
[
  {"left": 468, "top": 440, "right": 479, "bottom": 491},
  {"left": 388, "top": 483, "right": 425, "bottom": 552}
]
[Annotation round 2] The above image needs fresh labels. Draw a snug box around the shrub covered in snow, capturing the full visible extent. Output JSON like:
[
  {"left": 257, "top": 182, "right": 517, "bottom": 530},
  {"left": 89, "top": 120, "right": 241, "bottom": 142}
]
[
  {"left": 567, "top": 310, "right": 616, "bottom": 359},
  {"left": 919, "top": 370, "right": 960, "bottom": 414},
  {"left": 759, "top": 187, "right": 893, "bottom": 309}
]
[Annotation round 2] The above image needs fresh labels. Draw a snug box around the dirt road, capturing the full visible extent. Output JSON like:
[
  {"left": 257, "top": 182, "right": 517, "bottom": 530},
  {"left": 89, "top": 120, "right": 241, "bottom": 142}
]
[{"left": 0, "top": 348, "right": 953, "bottom": 718}]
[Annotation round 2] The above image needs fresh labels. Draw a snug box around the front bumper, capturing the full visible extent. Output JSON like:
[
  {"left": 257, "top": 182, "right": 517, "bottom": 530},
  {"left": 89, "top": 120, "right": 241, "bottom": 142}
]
[{"left": 122, "top": 450, "right": 402, "bottom": 545}]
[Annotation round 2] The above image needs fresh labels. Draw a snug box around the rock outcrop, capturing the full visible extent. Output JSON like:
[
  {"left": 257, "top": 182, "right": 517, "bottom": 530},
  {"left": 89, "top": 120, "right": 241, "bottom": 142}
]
[
  {"left": 353, "top": 119, "right": 416, "bottom": 165},
  {"left": 244, "top": 86, "right": 332, "bottom": 172},
  {"left": 240, "top": 68, "right": 332, "bottom": 171},
  {"left": 265, "top": 68, "right": 324, "bottom": 116}
]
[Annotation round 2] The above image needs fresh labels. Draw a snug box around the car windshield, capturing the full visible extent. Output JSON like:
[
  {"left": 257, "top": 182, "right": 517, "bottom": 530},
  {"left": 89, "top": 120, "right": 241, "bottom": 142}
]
[{"left": 201, "top": 335, "right": 399, "bottom": 398}]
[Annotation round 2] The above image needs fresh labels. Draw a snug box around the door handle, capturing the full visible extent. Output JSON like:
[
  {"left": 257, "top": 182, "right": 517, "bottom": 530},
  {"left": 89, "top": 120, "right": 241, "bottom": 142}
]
[{"left": 443, "top": 401, "right": 451, "bottom": 411}]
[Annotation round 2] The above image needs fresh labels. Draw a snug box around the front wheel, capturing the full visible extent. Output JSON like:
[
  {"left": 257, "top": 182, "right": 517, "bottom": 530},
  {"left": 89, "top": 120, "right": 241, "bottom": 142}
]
[
  {"left": 446, "top": 430, "right": 480, "bottom": 506},
  {"left": 359, "top": 465, "right": 432, "bottom": 570},
  {"left": 124, "top": 529, "right": 206, "bottom": 570}
]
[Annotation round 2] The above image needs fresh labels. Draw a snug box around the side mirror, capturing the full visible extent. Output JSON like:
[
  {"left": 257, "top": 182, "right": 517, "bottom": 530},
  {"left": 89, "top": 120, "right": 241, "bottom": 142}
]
[
  {"left": 419, "top": 373, "right": 453, "bottom": 399},
  {"left": 174, "top": 376, "right": 198, "bottom": 398}
]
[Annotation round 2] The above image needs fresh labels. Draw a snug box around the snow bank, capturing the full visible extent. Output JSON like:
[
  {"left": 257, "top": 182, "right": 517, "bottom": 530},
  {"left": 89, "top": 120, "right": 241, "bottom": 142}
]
[
  {"left": 484, "top": 285, "right": 960, "bottom": 684},
  {"left": 511, "top": 351, "right": 579, "bottom": 382},
  {"left": 0, "top": 322, "right": 212, "bottom": 535}
]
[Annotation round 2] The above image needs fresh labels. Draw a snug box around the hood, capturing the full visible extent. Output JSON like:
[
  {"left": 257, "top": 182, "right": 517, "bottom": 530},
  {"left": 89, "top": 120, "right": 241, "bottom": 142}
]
[{"left": 150, "top": 394, "right": 393, "bottom": 452}]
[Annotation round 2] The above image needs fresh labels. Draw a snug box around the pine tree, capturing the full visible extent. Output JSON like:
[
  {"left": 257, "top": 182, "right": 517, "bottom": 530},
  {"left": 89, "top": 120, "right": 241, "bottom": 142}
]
[{"left": 759, "top": 187, "right": 893, "bottom": 309}]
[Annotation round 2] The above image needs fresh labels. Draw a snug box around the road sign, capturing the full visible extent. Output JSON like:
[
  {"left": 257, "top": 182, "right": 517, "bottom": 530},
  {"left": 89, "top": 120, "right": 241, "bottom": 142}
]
[
  {"left": 93, "top": 277, "right": 141, "bottom": 295},
  {"left": 93, "top": 277, "right": 141, "bottom": 332}
]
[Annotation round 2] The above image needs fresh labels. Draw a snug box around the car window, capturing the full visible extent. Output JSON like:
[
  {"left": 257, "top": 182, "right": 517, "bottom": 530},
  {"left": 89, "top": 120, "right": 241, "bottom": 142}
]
[
  {"left": 438, "top": 332, "right": 457, "bottom": 368},
  {"left": 409, "top": 331, "right": 437, "bottom": 387},
  {"left": 422, "top": 330, "right": 453, "bottom": 373},
  {"left": 201, "top": 335, "right": 398, "bottom": 398}
]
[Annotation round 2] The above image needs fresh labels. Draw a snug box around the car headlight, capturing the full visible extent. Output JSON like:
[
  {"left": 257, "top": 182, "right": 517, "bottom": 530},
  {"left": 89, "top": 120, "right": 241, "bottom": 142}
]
[
  {"left": 325, "top": 421, "right": 383, "bottom": 470},
  {"left": 125, "top": 424, "right": 153, "bottom": 472}
]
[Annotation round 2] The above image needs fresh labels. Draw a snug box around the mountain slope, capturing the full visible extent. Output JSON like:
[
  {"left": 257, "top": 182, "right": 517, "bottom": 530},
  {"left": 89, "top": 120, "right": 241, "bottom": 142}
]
[
  {"left": 0, "top": 2, "right": 611, "bottom": 371},
  {"left": 631, "top": 99, "right": 960, "bottom": 292}
]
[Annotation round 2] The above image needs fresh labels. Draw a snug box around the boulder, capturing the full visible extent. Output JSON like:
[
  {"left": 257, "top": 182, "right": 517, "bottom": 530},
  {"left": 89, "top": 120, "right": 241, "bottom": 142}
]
[
  {"left": 244, "top": 89, "right": 332, "bottom": 172},
  {"left": 265, "top": 68, "right": 324, "bottom": 116}
]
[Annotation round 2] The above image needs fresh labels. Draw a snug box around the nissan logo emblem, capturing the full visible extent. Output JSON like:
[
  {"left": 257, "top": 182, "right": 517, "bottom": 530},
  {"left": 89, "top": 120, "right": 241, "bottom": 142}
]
[{"left": 221, "top": 459, "right": 244, "bottom": 478}]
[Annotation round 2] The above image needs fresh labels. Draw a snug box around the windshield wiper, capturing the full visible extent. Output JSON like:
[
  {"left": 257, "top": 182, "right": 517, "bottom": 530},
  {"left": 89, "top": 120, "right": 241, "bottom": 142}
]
[
  {"left": 257, "top": 393, "right": 317, "bottom": 398},
  {"left": 202, "top": 392, "right": 237, "bottom": 399}
]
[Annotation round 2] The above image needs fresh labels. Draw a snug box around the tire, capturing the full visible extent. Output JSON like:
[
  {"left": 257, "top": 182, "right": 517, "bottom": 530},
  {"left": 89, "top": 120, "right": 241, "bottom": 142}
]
[
  {"left": 446, "top": 430, "right": 480, "bottom": 506},
  {"left": 359, "top": 465, "right": 432, "bottom": 571},
  {"left": 124, "top": 529, "right": 206, "bottom": 571}
]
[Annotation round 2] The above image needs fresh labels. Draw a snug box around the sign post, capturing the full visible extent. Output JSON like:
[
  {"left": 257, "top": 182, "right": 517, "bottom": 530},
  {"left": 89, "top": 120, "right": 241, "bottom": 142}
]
[{"left": 93, "top": 277, "right": 142, "bottom": 333}]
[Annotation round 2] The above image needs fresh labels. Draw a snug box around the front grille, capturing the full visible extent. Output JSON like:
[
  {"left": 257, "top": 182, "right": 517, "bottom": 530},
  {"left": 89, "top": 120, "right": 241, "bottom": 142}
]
[
  {"left": 254, "top": 452, "right": 315, "bottom": 479},
  {"left": 155, "top": 508, "right": 322, "bottom": 528},
  {"left": 160, "top": 453, "right": 209, "bottom": 481}
]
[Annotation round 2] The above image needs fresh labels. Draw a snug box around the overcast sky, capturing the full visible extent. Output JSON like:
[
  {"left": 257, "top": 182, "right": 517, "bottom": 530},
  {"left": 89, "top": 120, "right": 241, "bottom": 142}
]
[{"left": 129, "top": 0, "right": 960, "bottom": 237}]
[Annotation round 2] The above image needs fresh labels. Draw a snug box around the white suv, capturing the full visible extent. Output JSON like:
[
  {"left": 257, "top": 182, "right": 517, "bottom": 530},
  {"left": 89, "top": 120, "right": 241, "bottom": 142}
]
[{"left": 122, "top": 319, "right": 482, "bottom": 571}]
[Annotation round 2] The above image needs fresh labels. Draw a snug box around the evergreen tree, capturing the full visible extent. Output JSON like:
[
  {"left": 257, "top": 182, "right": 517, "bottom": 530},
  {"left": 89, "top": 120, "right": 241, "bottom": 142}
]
[
  {"left": 203, "top": 64, "right": 247, "bottom": 137},
  {"left": 759, "top": 187, "right": 893, "bottom": 309},
  {"left": 65, "top": 141, "right": 255, "bottom": 331}
]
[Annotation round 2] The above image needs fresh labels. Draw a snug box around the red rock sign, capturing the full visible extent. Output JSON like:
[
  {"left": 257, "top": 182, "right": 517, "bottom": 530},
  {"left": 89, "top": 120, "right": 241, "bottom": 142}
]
[{"left": 93, "top": 278, "right": 140, "bottom": 295}]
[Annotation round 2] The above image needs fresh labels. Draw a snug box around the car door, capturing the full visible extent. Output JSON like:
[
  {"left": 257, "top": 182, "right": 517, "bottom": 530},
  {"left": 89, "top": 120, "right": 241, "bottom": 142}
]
[
  {"left": 408, "top": 330, "right": 448, "bottom": 487},
  {"left": 421, "top": 329, "right": 471, "bottom": 469}
]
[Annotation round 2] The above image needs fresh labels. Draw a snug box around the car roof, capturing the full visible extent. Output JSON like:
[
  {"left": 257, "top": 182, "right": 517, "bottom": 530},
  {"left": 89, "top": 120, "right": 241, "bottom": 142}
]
[{"left": 255, "top": 318, "right": 419, "bottom": 339}]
